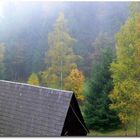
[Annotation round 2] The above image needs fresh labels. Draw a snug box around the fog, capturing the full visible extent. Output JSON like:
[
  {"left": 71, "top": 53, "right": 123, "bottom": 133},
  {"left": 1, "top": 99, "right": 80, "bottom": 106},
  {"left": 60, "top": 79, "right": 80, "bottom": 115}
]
[{"left": 0, "top": 1, "right": 129, "bottom": 81}]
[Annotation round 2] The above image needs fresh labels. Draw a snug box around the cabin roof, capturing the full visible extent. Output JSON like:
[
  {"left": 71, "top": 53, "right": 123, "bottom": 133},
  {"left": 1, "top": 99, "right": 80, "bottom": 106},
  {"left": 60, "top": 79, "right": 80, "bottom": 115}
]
[{"left": 0, "top": 80, "right": 74, "bottom": 136}]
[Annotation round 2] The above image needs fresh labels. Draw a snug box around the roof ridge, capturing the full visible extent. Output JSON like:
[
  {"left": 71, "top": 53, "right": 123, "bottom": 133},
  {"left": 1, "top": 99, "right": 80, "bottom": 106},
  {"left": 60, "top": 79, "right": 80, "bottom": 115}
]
[{"left": 0, "top": 80, "right": 73, "bottom": 93}]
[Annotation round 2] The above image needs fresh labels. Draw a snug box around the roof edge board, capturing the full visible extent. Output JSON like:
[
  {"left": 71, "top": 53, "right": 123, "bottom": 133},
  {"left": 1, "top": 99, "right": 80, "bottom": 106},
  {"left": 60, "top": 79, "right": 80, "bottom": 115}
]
[
  {"left": 0, "top": 80, "right": 73, "bottom": 93},
  {"left": 60, "top": 92, "right": 74, "bottom": 136}
]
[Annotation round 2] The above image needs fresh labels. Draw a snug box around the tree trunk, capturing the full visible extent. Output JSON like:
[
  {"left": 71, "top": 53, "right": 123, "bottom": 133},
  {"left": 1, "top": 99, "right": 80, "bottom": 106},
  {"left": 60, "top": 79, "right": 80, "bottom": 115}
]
[
  {"left": 60, "top": 60, "right": 63, "bottom": 89},
  {"left": 14, "top": 72, "right": 17, "bottom": 81},
  {"left": 124, "top": 124, "right": 127, "bottom": 136}
]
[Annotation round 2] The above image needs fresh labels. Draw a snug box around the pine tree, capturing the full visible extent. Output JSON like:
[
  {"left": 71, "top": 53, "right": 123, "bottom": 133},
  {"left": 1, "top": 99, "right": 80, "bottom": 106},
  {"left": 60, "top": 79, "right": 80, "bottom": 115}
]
[
  {"left": 91, "top": 33, "right": 114, "bottom": 63},
  {"left": 9, "top": 41, "right": 26, "bottom": 81},
  {"left": 83, "top": 47, "right": 120, "bottom": 131}
]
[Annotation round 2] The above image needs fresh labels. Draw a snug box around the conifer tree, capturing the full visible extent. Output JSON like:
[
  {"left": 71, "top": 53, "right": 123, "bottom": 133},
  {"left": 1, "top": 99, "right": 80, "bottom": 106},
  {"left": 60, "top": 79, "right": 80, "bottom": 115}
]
[{"left": 84, "top": 47, "right": 120, "bottom": 131}]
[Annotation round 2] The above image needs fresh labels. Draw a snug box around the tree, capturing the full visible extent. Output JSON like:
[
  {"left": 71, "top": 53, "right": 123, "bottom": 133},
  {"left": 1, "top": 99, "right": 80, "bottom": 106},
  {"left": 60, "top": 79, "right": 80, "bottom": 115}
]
[
  {"left": 129, "top": 2, "right": 140, "bottom": 16},
  {"left": 109, "top": 14, "right": 140, "bottom": 136},
  {"left": 5, "top": 40, "right": 28, "bottom": 82},
  {"left": 64, "top": 68, "right": 85, "bottom": 102},
  {"left": 0, "top": 43, "right": 5, "bottom": 79},
  {"left": 83, "top": 47, "right": 120, "bottom": 131},
  {"left": 1, "top": 2, "right": 128, "bottom": 82},
  {"left": 27, "top": 73, "right": 39, "bottom": 86},
  {"left": 91, "top": 33, "right": 115, "bottom": 63},
  {"left": 42, "top": 12, "right": 79, "bottom": 89}
]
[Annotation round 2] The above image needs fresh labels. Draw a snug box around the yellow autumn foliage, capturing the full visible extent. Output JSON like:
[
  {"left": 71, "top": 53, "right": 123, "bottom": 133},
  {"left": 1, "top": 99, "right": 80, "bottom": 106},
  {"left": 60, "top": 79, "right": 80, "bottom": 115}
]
[
  {"left": 27, "top": 73, "right": 39, "bottom": 86},
  {"left": 64, "top": 68, "right": 85, "bottom": 102},
  {"left": 43, "top": 12, "right": 80, "bottom": 89},
  {"left": 109, "top": 14, "right": 140, "bottom": 131}
]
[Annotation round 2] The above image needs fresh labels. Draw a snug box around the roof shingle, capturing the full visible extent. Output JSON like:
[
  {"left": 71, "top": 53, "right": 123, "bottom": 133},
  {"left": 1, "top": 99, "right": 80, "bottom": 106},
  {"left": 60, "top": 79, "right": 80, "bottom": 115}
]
[{"left": 0, "top": 80, "right": 73, "bottom": 136}]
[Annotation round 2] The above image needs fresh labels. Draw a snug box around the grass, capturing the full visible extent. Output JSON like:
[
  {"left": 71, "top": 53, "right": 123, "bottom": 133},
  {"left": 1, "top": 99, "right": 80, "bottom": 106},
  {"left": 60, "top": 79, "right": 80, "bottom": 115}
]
[{"left": 88, "top": 124, "right": 140, "bottom": 137}]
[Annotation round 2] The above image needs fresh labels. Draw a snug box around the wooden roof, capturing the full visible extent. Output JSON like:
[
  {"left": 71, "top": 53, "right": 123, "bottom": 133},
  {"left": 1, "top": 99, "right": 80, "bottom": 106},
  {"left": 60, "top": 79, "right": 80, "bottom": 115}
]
[{"left": 0, "top": 80, "right": 73, "bottom": 136}]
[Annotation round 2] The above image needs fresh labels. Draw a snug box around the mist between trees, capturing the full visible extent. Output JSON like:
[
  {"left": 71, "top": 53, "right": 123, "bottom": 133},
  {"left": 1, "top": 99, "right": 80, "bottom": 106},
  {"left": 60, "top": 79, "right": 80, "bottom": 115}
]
[{"left": 0, "top": 1, "right": 140, "bottom": 136}]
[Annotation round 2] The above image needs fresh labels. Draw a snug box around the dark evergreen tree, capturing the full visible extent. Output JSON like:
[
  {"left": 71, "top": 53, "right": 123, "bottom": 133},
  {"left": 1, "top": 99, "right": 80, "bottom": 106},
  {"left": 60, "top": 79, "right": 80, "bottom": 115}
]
[{"left": 83, "top": 47, "right": 120, "bottom": 131}]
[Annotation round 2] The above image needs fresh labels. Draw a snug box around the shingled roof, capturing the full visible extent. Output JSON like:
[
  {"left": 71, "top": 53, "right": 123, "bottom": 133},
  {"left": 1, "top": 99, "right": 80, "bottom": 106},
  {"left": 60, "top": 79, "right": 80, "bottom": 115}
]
[{"left": 0, "top": 80, "right": 88, "bottom": 136}]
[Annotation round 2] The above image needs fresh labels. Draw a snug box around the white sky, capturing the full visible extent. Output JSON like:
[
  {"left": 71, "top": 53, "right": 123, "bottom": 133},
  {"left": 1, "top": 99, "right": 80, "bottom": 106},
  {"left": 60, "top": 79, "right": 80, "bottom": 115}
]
[{"left": 0, "top": 0, "right": 5, "bottom": 18}]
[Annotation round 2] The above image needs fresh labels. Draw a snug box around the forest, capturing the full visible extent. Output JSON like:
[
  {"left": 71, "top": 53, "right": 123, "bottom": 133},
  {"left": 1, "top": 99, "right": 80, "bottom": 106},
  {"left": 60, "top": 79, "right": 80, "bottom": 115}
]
[{"left": 0, "top": 1, "right": 140, "bottom": 136}]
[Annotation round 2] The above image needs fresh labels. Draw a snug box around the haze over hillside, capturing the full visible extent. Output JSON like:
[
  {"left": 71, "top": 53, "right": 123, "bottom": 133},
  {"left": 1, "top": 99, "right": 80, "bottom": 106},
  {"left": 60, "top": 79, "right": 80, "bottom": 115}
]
[{"left": 0, "top": 1, "right": 129, "bottom": 80}]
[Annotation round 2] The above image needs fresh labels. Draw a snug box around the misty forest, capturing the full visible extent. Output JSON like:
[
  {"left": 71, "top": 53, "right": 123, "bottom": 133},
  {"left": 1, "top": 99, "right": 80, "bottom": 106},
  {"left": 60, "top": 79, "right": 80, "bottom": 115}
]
[{"left": 1, "top": 1, "right": 140, "bottom": 136}]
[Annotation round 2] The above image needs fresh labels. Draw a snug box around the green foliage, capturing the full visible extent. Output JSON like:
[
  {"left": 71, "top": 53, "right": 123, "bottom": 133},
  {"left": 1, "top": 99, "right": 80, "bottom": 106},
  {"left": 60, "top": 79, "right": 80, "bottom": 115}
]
[
  {"left": 42, "top": 12, "right": 79, "bottom": 89},
  {"left": 109, "top": 13, "right": 140, "bottom": 135},
  {"left": 27, "top": 73, "right": 39, "bottom": 86},
  {"left": 83, "top": 47, "right": 120, "bottom": 131}
]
